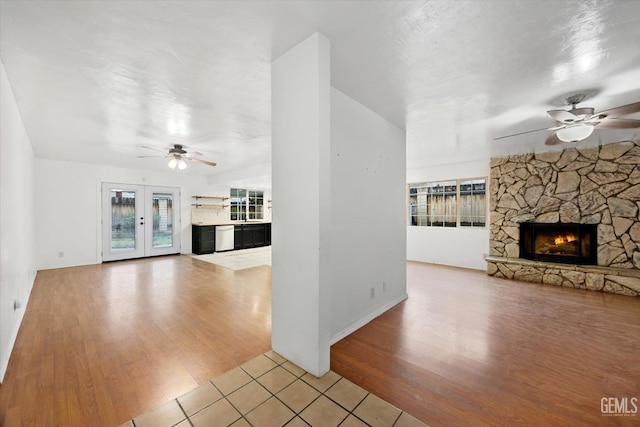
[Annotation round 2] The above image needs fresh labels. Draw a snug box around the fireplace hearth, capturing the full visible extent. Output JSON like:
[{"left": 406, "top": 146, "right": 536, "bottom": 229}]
[{"left": 519, "top": 222, "right": 597, "bottom": 265}]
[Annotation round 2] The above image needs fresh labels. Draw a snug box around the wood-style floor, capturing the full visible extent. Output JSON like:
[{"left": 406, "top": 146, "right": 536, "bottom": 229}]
[
  {"left": 0, "top": 256, "right": 272, "bottom": 426},
  {"left": 1, "top": 256, "right": 639, "bottom": 426},
  {"left": 332, "top": 261, "right": 640, "bottom": 426}
]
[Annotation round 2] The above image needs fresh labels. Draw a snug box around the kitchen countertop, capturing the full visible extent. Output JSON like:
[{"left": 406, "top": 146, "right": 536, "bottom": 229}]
[{"left": 191, "top": 222, "right": 271, "bottom": 226}]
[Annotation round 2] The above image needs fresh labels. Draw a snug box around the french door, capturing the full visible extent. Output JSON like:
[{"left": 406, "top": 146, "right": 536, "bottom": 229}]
[{"left": 102, "top": 183, "right": 181, "bottom": 262}]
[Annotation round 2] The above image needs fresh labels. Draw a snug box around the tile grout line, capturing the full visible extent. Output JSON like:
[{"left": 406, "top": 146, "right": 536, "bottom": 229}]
[
  {"left": 174, "top": 397, "right": 193, "bottom": 427},
  {"left": 391, "top": 411, "right": 406, "bottom": 427},
  {"left": 221, "top": 395, "right": 246, "bottom": 426},
  {"left": 389, "top": 411, "right": 402, "bottom": 427}
]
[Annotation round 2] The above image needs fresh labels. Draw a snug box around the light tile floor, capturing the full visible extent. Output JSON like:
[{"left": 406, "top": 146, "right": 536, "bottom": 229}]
[
  {"left": 193, "top": 246, "right": 271, "bottom": 270},
  {"left": 120, "top": 351, "right": 428, "bottom": 427}
]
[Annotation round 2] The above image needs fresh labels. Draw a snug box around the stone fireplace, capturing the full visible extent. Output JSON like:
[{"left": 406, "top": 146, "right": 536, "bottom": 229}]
[{"left": 486, "top": 140, "right": 640, "bottom": 297}]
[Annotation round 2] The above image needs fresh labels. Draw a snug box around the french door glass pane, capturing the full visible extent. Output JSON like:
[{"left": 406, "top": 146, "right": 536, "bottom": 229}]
[
  {"left": 111, "top": 190, "right": 136, "bottom": 250},
  {"left": 152, "top": 193, "right": 173, "bottom": 248}
]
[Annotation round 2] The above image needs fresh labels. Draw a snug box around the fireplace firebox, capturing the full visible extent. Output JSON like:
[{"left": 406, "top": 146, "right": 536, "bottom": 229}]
[{"left": 519, "top": 222, "right": 597, "bottom": 265}]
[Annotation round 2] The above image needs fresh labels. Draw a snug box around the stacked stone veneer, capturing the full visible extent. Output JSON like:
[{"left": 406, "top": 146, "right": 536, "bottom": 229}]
[{"left": 487, "top": 140, "right": 640, "bottom": 297}]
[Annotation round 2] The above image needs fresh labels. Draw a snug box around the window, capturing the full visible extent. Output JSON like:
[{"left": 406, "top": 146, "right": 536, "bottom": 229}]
[
  {"left": 408, "top": 178, "right": 486, "bottom": 227},
  {"left": 409, "top": 180, "right": 457, "bottom": 227},
  {"left": 247, "top": 190, "right": 264, "bottom": 220},
  {"left": 459, "top": 179, "right": 486, "bottom": 227},
  {"left": 230, "top": 188, "right": 247, "bottom": 220},
  {"left": 230, "top": 188, "right": 264, "bottom": 221}
]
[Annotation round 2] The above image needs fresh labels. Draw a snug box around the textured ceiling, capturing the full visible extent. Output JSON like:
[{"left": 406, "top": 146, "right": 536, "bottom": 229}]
[{"left": 1, "top": 0, "right": 640, "bottom": 179}]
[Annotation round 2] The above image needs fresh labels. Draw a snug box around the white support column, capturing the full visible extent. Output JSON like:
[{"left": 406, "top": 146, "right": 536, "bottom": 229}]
[{"left": 271, "top": 33, "right": 331, "bottom": 377}]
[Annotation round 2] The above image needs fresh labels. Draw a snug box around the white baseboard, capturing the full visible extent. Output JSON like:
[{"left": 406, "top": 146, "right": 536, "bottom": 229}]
[
  {"left": 0, "top": 271, "right": 35, "bottom": 383},
  {"left": 330, "top": 293, "right": 408, "bottom": 346}
]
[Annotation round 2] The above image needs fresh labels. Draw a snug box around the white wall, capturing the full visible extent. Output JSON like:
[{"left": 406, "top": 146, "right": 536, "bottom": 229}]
[
  {"left": 271, "top": 33, "right": 331, "bottom": 376},
  {"left": 329, "top": 88, "right": 407, "bottom": 342},
  {"left": 0, "top": 60, "right": 37, "bottom": 382},
  {"left": 35, "top": 159, "right": 215, "bottom": 270},
  {"left": 272, "top": 33, "right": 407, "bottom": 376},
  {"left": 407, "top": 159, "right": 490, "bottom": 270}
]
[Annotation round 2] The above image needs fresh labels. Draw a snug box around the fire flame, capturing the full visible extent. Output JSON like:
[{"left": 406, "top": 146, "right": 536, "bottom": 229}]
[{"left": 554, "top": 234, "right": 577, "bottom": 245}]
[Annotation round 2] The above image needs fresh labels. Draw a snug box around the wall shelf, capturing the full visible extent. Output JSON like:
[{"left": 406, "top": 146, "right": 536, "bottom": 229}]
[
  {"left": 191, "top": 203, "right": 229, "bottom": 209},
  {"left": 193, "top": 195, "right": 229, "bottom": 201},
  {"left": 192, "top": 195, "right": 229, "bottom": 208}
]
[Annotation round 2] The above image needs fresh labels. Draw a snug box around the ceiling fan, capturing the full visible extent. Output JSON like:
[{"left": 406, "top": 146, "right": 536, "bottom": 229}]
[
  {"left": 138, "top": 144, "right": 217, "bottom": 169},
  {"left": 494, "top": 94, "right": 640, "bottom": 146}
]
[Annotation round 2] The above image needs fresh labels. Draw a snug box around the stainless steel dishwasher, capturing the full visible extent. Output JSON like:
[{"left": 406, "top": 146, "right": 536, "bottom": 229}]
[{"left": 215, "top": 225, "right": 235, "bottom": 252}]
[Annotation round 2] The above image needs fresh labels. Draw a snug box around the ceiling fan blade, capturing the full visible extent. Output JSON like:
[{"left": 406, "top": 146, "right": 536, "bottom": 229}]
[
  {"left": 547, "top": 109, "right": 579, "bottom": 122},
  {"left": 595, "top": 117, "right": 640, "bottom": 129},
  {"left": 137, "top": 155, "right": 168, "bottom": 158},
  {"left": 597, "top": 101, "right": 640, "bottom": 118},
  {"left": 493, "top": 126, "right": 552, "bottom": 140},
  {"left": 140, "top": 145, "right": 167, "bottom": 153},
  {"left": 187, "top": 158, "right": 217, "bottom": 167},
  {"left": 184, "top": 151, "right": 203, "bottom": 157},
  {"left": 545, "top": 132, "right": 563, "bottom": 146}
]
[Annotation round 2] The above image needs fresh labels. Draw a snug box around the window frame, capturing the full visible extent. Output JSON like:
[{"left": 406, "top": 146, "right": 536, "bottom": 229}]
[
  {"left": 230, "top": 188, "right": 264, "bottom": 221},
  {"left": 458, "top": 178, "right": 487, "bottom": 228},
  {"left": 408, "top": 177, "right": 487, "bottom": 228}
]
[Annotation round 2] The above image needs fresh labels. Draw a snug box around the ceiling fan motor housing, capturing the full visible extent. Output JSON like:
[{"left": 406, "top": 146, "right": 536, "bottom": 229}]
[
  {"left": 169, "top": 144, "right": 187, "bottom": 155},
  {"left": 567, "top": 107, "right": 595, "bottom": 122}
]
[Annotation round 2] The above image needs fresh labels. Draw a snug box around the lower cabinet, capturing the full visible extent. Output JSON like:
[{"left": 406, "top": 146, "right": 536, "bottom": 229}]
[
  {"left": 193, "top": 223, "right": 271, "bottom": 254},
  {"left": 192, "top": 225, "right": 216, "bottom": 255},
  {"left": 265, "top": 223, "right": 271, "bottom": 245},
  {"left": 234, "top": 223, "right": 271, "bottom": 250},
  {"left": 234, "top": 226, "right": 243, "bottom": 250}
]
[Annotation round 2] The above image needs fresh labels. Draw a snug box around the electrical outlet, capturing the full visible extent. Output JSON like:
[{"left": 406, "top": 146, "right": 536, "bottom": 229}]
[
  {"left": 14, "top": 299, "right": 21, "bottom": 310},
  {"left": 370, "top": 287, "right": 375, "bottom": 299},
  {"left": 58, "top": 251, "right": 64, "bottom": 258}
]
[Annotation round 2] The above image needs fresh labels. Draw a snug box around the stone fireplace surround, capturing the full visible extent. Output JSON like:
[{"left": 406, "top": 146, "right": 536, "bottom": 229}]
[{"left": 486, "top": 140, "right": 640, "bottom": 297}]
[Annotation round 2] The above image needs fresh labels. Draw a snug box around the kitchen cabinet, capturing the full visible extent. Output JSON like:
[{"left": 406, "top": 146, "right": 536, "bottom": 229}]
[
  {"left": 192, "top": 225, "right": 216, "bottom": 254},
  {"left": 234, "top": 226, "right": 243, "bottom": 250},
  {"left": 194, "top": 223, "right": 271, "bottom": 254},
  {"left": 234, "top": 223, "right": 271, "bottom": 250},
  {"left": 265, "top": 223, "right": 271, "bottom": 245}
]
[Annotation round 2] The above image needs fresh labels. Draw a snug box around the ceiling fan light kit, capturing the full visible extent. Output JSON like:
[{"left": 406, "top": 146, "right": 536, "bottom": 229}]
[
  {"left": 556, "top": 123, "right": 595, "bottom": 142},
  {"left": 167, "top": 156, "right": 187, "bottom": 170}
]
